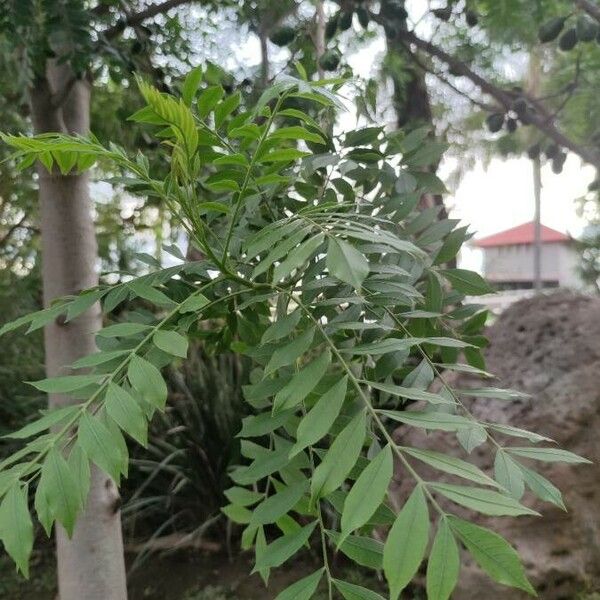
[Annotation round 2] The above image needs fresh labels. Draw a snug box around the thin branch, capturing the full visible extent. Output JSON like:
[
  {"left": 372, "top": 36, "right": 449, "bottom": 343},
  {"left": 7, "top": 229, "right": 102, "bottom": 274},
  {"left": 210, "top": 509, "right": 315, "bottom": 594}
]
[
  {"left": 100, "top": 0, "right": 196, "bottom": 40},
  {"left": 572, "top": 0, "right": 600, "bottom": 23},
  {"left": 396, "top": 28, "right": 600, "bottom": 168}
]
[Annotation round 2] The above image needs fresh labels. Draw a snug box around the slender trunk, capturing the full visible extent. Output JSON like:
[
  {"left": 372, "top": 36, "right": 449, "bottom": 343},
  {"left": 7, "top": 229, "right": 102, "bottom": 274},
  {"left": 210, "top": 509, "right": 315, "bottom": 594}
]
[
  {"left": 314, "top": 0, "right": 326, "bottom": 79},
  {"left": 29, "top": 63, "right": 128, "bottom": 600},
  {"left": 259, "top": 26, "right": 269, "bottom": 88},
  {"left": 533, "top": 157, "right": 542, "bottom": 292}
]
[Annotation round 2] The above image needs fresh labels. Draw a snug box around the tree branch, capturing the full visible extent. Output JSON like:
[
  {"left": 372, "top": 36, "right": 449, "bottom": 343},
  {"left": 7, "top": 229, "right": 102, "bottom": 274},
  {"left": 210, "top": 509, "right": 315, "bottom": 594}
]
[
  {"left": 572, "top": 0, "right": 600, "bottom": 23},
  {"left": 101, "top": 0, "right": 197, "bottom": 40},
  {"left": 396, "top": 29, "right": 600, "bottom": 169}
]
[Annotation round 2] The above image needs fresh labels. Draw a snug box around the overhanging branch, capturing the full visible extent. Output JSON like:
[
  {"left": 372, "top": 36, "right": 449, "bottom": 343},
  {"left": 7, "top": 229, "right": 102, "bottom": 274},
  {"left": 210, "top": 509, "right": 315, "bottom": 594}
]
[
  {"left": 573, "top": 0, "right": 600, "bottom": 23},
  {"left": 397, "top": 29, "right": 600, "bottom": 169},
  {"left": 101, "top": 0, "right": 196, "bottom": 40}
]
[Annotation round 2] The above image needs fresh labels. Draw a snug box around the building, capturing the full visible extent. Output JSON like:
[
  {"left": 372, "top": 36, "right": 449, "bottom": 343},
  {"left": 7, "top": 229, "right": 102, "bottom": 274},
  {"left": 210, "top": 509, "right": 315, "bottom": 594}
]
[{"left": 474, "top": 221, "right": 581, "bottom": 291}]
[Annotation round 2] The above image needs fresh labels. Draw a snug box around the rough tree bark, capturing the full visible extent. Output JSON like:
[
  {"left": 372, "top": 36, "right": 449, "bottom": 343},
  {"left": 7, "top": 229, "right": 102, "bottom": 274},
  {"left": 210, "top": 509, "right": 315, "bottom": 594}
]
[{"left": 28, "top": 62, "right": 128, "bottom": 600}]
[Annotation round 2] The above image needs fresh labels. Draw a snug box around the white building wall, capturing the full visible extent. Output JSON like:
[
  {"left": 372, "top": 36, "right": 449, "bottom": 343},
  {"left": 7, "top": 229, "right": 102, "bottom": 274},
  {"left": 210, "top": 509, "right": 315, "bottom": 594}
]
[{"left": 482, "top": 242, "right": 581, "bottom": 287}]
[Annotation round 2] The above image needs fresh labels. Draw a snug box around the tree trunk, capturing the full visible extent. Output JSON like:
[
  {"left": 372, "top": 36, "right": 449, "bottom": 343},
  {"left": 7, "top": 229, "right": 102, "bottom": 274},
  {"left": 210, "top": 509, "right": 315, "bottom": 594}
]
[{"left": 29, "top": 63, "right": 128, "bottom": 600}]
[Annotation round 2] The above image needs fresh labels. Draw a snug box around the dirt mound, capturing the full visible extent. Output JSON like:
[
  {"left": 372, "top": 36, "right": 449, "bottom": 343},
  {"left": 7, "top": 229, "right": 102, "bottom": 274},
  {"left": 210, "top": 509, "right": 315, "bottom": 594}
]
[{"left": 395, "top": 291, "right": 600, "bottom": 599}]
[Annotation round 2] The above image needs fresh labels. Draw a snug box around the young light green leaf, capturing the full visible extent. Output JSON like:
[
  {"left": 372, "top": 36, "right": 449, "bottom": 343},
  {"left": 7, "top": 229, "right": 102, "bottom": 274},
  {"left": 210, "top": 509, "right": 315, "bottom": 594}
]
[
  {"left": 506, "top": 447, "right": 591, "bottom": 464},
  {"left": 128, "top": 355, "right": 168, "bottom": 410},
  {"left": 78, "top": 412, "right": 125, "bottom": 482},
  {"left": 426, "top": 519, "right": 460, "bottom": 600},
  {"left": 181, "top": 65, "right": 202, "bottom": 106},
  {"left": 290, "top": 374, "right": 348, "bottom": 456},
  {"left": 403, "top": 447, "right": 499, "bottom": 488},
  {"left": 340, "top": 445, "right": 393, "bottom": 543},
  {"left": 0, "top": 485, "right": 33, "bottom": 577},
  {"left": 448, "top": 516, "right": 535, "bottom": 595},
  {"left": 252, "top": 521, "right": 317, "bottom": 572},
  {"left": 275, "top": 569, "right": 324, "bottom": 600},
  {"left": 36, "top": 449, "right": 81, "bottom": 537},
  {"left": 105, "top": 383, "right": 148, "bottom": 446},
  {"left": 311, "top": 409, "right": 366, "bottom": 501},
  {"left": 430, "top": 483, "right": 539, "bottom": 516},
  {"left": 494, "top": 450, "right": 525, "bottom": 499},
  {"left": 327, "top": 237, "right": 369, "bottom": 289},
  {"left": 153, "top": 330, "right": 189, "bottom": 358},
  {"left": 264, "top": 327, "right": 315, "bottom": 376},
  {"left": 333, "top": 579, "right": 386, "bottom": 600},
  {"left": 383, "top": 485, "right": 430, "bottom": 600}
]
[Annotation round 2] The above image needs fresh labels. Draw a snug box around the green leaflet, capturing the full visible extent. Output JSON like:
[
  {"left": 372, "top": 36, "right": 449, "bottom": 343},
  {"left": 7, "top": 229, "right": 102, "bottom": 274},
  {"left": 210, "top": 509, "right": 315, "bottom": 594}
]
[
  {"left": 153, "top": 330, "right": 188, "bottom": 358},
  {"left": 364, "top": 381, "right": 454, "bottom": 405},
  {"left": 97, "top": 322, "right": 152, "bottom": 337},
  {"left": 35, "top": 449, "right": 81, "bottom": 537},
  {"left": 519, "top": 464, "right": 566, "bottom": 510},
  {"left": 3, "top": 405, "right": 79, "bottom": 440},
  {"left": 105, "top": 383, "right": 148, "bottom": 446},
  {"left": 326, "top": 531, "right": 384, "bottom": 569},
  {"left": 290, "top": 376, "right": 347, "bottom": 457},
  {"left": 426, "top": 519, "right": 460, "bottom": 600},
  {"left": 327, "top": 237, "right": 370, "bottom": 289},
  {"left": 231, "top": 447, "right": 290, "bottom": 486},
  {"left": 252, "top": 521, "right": 317, "bottom": 572},
  {"left": 0, "top": 485, "right": 33, "bottom": 577},
  {"left": 310, "top": 409, "right": 366, "bottom": 501},
  {"left": 27, "top": 375, "right": 104, "bottom": 394},
  {"left": 440, "top": 268, "right": 493, "bottom": 295},
  {"left": 494, "top": 450, "right": 525, "bottom": 499},
  {"left": 272, "top": 233, "right": 325, "bottom": 283},
  {"left": 430, "top": 483, "right": 539, "bottom": 516},
  {"left": 448, "top": 516, "right": 535, "bottom": 595},
  {"left": 346, "top": 336, "right": 472, "bottom": 356},
  {"left": 78, "top": 413, "right": 125, "bottom": 483},
  {"left": 457, "top": 424, "right": 488, "bottom": 453},
  {"left": 403, "top": 447, "right": 499, "bottom": 488},
  {"left": 380, "top": 410, "right": 473, "bottom": 431},
  {"left": 237, "top": 410, "right": 294, "bottom": 438},
  {"left": 273, "top": 350, "right": 331, "bottom": 413},
  {"left": 506, "top": 447, "right": 591, "bottom": 464},
  {"left": 333, "top": 579, "right": 386, "bottom": 600},
  {"left": 263, "top": 327, "right": 315, "bottom": 376},
  {"left": 261, "top": 309, "right": 302, "bottom": 344},
  {"left": 383, "top": 485, "right": 430, "bottom": 600},
  {"left": 128, "top": 355, "right": 168, "bottom": 411},
  {"left": 223, "top": 486, "right": 263, "bottom": 507},
  {"left": 275, "top": 569, "right": 324, "bottom": 600},
  {"left": 251, "top": 480, "right": 309, "bottom": 525},
  {"left": 340, "top": 445, "right": 393, "bottom": 543}
]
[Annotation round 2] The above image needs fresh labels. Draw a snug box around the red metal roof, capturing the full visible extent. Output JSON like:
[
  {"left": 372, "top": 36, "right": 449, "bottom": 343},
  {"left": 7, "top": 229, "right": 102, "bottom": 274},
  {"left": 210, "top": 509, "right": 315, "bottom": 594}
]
[{"left": 474, "top": 221, "right": 570, "bottom": 248}]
